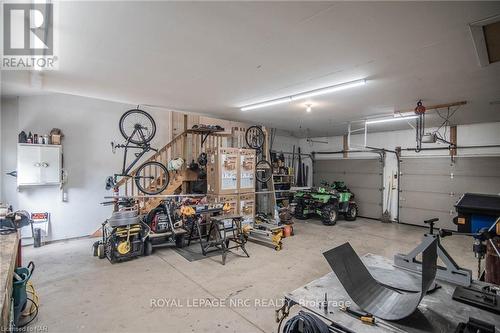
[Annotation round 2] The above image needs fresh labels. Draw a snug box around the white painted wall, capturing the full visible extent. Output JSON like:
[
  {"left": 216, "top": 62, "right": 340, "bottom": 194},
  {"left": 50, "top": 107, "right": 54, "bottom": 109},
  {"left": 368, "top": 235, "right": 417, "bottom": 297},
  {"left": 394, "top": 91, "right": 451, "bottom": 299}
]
[
  {"left": 272, "top": 132, "right": 300, "bottom": 154},
  {"left": 1, "top": 97, "right": 20, "bottom": 207},
  {"left": 300, "top": 122, "right": 500, "bottom": 221},
  {"left": 1, "top": 93, "right": 172, "bottom": 241}
]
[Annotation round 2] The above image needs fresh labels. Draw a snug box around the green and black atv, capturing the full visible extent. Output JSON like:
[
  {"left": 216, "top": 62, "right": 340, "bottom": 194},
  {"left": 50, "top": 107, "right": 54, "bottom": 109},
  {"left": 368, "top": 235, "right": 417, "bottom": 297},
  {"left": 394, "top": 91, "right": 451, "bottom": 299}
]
[{"left": 293, "top": 181, "right": 358, "bottom": 225}]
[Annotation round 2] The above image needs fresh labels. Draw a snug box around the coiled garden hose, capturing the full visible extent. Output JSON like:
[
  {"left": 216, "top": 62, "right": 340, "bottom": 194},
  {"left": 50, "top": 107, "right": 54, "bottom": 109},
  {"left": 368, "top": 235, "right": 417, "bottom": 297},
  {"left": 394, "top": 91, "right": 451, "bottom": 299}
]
[
  {"left": 282, "top": 311, "right": 330, "bottom": 333},
  {"left": 17, "top": 281, "right": 39, "bottom": 328}
]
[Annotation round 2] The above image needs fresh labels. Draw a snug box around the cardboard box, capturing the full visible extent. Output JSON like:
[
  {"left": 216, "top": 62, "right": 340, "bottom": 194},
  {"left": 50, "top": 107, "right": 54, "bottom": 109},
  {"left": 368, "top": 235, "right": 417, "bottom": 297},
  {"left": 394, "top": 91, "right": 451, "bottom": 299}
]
[
  {"left": 239, "top": 149, "right": 255, "bottom": 193},
  {"left": 208, "top": 194, "right": 239, "bottom": 228},
  {"left": 51, "top": 134, "right": 61, "bottom": 145},
  {"left": 207, "top": 147, "right": 239, "bottom": 194},
  {"left": 239, "top": 193, "right": 255, "bottom": 226}
]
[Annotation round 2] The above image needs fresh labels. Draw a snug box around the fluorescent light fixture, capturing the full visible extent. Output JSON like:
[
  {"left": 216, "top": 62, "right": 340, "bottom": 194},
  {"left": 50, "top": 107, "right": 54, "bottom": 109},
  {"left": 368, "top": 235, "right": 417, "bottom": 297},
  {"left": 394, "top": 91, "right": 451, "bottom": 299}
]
[
  {"left": 393, "top": 110, "right": 416, "bottom": 117},
  {"left": 366, "top": 115, "right": 418, "bottom": 125},
  {"left": 240, "top": 97, "right": 292, "bottom": 111},
  {"left": 291, "top": 79, "right": 366, "bottom": 101},
  {"left": 240, "top": 79, "right": 367, "bottom": 111}
]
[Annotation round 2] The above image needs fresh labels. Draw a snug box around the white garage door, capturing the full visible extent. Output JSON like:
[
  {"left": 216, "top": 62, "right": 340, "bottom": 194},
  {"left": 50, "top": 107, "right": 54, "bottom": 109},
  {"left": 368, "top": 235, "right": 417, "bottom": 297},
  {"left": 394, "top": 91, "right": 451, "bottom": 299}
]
[
  {"left": 399, "top": 156, "right": 500, "bottom": 229},
  {"left": 313, "top": 158, "right": 383, "bottom": 219}
]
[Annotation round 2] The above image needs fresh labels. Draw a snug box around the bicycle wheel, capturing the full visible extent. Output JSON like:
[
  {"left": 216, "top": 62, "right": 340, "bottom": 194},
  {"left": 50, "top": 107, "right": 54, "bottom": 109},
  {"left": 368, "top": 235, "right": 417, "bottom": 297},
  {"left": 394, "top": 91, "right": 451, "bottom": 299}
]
[
  {"left": 134, "top": 161, "right": 169, "bottom": 195},
  {"left": 256, "top": 159, "right": 273, "bottom": 183},
  {"left": 119, "top": 109, "right": 156, "bottom": 145},
  {"left": 245, "top": 126, "right": 265, "bottom": 150}
]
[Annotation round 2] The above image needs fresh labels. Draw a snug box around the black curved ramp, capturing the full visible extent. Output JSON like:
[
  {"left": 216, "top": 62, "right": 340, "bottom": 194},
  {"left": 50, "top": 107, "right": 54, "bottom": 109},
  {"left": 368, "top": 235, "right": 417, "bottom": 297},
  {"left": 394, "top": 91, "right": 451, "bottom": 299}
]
[{"left": 322, "top": 237, "right": 437, "bottom": 320}]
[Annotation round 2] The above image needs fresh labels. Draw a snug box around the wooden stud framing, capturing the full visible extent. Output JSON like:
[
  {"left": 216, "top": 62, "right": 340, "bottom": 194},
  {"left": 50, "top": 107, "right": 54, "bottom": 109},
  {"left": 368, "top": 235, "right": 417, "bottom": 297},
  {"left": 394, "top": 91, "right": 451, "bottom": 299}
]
[{"left": 450, "top": 125, "right": 457, "bottom": 157}]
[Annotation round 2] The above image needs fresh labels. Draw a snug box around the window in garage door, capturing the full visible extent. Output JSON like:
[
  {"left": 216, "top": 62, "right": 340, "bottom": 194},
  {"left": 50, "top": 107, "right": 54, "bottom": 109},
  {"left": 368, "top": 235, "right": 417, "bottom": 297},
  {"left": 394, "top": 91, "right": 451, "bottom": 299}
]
[
  {"left": 313, "top": 157, "right": 384, "bottom": 219},
  {"left": 399, "top": 156, "right": 500, "bottom": 230}
]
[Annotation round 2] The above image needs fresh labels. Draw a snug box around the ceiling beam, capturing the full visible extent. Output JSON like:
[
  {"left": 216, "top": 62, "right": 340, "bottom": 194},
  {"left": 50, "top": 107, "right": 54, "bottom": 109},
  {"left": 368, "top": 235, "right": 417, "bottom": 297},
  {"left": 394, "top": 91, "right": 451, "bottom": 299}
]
[{"left": 393, "top": 101, "right": 467, "bottom": 116}]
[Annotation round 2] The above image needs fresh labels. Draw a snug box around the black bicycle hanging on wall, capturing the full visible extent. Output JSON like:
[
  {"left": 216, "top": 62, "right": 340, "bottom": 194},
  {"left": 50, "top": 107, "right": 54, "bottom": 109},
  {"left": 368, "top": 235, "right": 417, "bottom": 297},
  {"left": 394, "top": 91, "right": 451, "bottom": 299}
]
[
  {"left": 105, "top": 108, "right": 170, "bottom": 195},
  {"left": 245, "top": 125, "right": 273, "bottom": 183}
]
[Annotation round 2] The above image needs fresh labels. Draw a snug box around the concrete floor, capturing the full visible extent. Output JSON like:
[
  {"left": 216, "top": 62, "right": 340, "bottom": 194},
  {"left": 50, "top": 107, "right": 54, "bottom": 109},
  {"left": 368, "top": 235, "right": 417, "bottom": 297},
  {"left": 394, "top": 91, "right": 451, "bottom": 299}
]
[{"left": 22, "top": 218, "right": 477, "bottom": 333}]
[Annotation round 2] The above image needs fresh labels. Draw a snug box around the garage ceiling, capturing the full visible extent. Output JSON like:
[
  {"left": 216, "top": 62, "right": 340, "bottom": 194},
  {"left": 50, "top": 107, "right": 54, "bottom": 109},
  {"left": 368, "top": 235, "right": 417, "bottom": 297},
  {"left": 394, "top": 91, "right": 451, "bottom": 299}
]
[{"left": 2, "top": 1, "right": 500, "bottom": 137}]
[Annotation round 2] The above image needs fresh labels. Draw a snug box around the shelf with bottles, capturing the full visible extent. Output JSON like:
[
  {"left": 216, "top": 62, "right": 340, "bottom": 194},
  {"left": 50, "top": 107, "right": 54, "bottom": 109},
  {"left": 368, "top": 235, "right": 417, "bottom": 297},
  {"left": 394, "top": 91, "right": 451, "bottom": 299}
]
[{"left": 19, "top": 129, "right": 63, "bottom": 146}]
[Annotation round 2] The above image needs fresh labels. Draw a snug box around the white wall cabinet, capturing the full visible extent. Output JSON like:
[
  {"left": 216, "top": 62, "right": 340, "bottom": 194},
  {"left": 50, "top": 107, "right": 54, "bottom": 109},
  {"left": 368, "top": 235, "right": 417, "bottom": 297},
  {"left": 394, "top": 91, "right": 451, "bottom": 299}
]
[{"left": 17, "top": 144, "right": 62, "bottom": 187}]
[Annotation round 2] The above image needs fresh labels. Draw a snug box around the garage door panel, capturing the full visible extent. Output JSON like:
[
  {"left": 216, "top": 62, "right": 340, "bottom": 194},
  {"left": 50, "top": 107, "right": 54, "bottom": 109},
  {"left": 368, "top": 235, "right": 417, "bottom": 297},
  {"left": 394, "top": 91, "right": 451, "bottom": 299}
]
[
  {"left": 350, "top": 188, "right": 382, "bottom": 204},
  {"left": 451, "top": 177, "right": 500, "bottom": 194},
  {"left": 452, "top": 158, "right": 500, "bottom": 177},
  {"left": 400, "top": 156, "right": 500, "bottom": 228},
  {"left": 401, "top": 158, "right": 452, "bottom": 173},
  {"left": 401, "top": 174, "right": 454, "bottom": 193},
  {"left": 402, "top": 157, "right": 500, "bottom": 177},
  {"left": 317, "top": 172, "right": 380, "bottom": 189},
  {"left": 358, "top": 203, "right": 382, "bottom": 219},
  {"left": 314, "top": 158, "right": 382, "bottom": 219},
  {"left": 314, "top": 159, "right": 381, "bottom": 174},
  {"left": 402, "top": 175, "right": 500, "bottom": 195},
  {"left": 400, "top": 208, "right": 455, "bottom": 230},
  {"left": 400, "top": 192, "right": 458, "bottom": 212}
]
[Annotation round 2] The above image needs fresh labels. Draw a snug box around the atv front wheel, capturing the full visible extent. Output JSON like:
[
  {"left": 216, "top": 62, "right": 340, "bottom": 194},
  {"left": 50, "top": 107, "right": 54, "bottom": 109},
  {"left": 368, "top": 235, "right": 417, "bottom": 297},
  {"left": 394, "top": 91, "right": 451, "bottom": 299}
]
[
  {"left": 293, "top": 204, "right": 309, "bottom": 220},
  {"left": 322, "top": 204, "right": 338, "bottom": 226},
  {"left": 345, "top": 204, "right": 358, "bottom": 221}
]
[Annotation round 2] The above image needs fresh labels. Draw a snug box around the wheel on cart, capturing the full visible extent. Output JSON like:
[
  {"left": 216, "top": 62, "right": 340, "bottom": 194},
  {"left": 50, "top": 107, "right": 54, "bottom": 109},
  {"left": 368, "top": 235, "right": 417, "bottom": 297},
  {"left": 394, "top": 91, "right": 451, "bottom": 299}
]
[
  {"left": 143, "top": 239, "right": 153, "bottom": 256},
  {"left": 92, "top": 241, "right": 99, "bottom": 256},
  {"left": 97, "top": 243, "right": 105, "bottom": 259},
  {"left": 321, "top": 204, "right": 338, "bottom": 226}
]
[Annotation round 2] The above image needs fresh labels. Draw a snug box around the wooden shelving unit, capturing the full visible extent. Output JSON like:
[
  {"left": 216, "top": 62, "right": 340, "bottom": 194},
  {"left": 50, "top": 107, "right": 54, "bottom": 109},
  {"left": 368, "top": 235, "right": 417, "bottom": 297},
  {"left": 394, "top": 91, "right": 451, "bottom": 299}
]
[{"left": 273, "top": 174, "right": 294, "bottom": 207}]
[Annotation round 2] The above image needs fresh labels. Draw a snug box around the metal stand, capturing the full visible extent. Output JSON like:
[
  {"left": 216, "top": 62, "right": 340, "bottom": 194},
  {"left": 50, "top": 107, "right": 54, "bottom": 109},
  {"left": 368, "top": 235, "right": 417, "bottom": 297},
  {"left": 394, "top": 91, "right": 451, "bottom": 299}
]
[
  {"left": 186, "top": 207, "right": 222, "bottom": 255},
  {"left": 394, "top": 218, "right": 472, "bottom": 287},
  {"left": 208, "top": 215, "right": 250, "bottom": 265},
  {"left": 186, "top": 209, "right": 249, "bottom": 265}
]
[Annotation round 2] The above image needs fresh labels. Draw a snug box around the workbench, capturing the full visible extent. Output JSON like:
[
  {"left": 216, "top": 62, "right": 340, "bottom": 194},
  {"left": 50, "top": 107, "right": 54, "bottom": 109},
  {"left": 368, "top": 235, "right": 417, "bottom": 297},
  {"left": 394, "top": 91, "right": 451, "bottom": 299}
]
[
  {"left": 283, "top": 254, "right": 500, "bottom": 332},
  {"left": 0, "top": 232, "right": 19, "bottom": 331}
]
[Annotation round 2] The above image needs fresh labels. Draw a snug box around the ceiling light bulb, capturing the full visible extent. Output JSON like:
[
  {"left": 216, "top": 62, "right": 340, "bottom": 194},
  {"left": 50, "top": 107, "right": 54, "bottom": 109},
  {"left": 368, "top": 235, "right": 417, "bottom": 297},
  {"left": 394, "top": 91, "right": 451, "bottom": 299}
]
[{"left": 306, "top": 104, "right": 312, "bottom": 113}]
